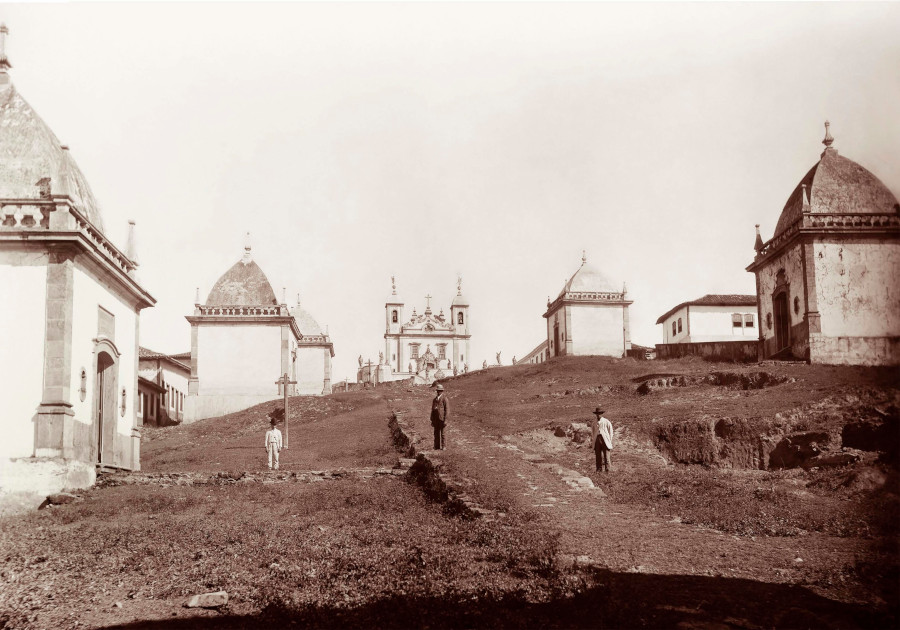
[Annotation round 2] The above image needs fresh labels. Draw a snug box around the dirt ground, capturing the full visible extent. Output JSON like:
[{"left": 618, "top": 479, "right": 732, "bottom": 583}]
[{"left": 2, "top": 356, "right": 898, "bottom": 629}]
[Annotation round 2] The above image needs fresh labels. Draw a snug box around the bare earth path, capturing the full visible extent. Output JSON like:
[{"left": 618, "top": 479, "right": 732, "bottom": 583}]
[{"left": 389, "top": 371, "right": 894, "bottom": 629}]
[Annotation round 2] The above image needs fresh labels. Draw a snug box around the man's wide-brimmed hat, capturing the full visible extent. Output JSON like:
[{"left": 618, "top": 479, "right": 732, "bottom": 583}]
[
  {"left": 269, "top": 417, "right": 278, "bottom": 425},
  {"left": 435, "top": 384, "right": 444, "bottom": 391},
  {"left": 593, "top": 407, "right": 605, "bottom": 415}
]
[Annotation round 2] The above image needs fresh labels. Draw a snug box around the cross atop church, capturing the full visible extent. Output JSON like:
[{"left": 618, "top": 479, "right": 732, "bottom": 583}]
[{"left": 424, "top": 294, "right": 433, "bottom": 313}]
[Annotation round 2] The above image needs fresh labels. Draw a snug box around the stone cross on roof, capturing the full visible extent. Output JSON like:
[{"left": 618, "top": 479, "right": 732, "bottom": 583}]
[{"left": 424, "top": 294, "right": 433, "bottom": 313}]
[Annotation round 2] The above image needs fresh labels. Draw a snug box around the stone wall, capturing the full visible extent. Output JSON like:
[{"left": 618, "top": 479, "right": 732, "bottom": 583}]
[{"left": 654, "top": 340, "right": 758, "bottom": 363}]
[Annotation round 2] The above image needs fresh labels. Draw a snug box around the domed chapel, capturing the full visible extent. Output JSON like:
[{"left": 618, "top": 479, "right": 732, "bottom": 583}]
[
  {"left": 543, "top": 252, "right": 632, "bottom": 357},
  {"left": 184, "top": 235, "right": 334, "bottom": 422},
  {"left": 747, "top": 122, "right": 900, "bottom": 365},
  {"left": 0, "top": 25, "right": 155, "bottom": 475}
]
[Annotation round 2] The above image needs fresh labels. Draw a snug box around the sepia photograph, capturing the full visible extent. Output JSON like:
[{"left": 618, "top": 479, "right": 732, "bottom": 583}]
[{"left": 0, "top": 1, "right": 898, "bottom": 628}]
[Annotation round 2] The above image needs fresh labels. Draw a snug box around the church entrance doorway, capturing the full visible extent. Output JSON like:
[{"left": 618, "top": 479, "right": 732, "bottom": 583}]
[
  {"left": 94, "top": 350, "right": 118, "bottom": 465},
  {"left": 773, "top": 292, "right": 790, "bottom": 355}
]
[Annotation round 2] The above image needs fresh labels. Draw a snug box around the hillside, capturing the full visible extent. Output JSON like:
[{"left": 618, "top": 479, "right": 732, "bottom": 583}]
[{"left": 2, "top": 356, "right": 898, "bottom": 628}]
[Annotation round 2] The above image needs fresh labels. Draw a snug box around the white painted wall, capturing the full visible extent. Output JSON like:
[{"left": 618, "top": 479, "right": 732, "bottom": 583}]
[
  {"left": 197, "top": 324, "right": 282, "bottom": 395},
  {"left": 570, "top": 304, "right": 626, "bottom": 356},
  {"left": 0, "top": 251, "right": 48, "bottom": 459},
  {"left": 296, "top": 346, "right": 326, "bottom": 394},
  {"left": 71, "top": 264, "right": 139, "bottom": 443},
  {"left": 659, "top": 306, "right": 689, "bottom": 344},
  {"left": 815, "top": 241, "right": 900, "bottom": 337},
  {"left": 757, "top": 244, "right": 805, "bottom": 344},
  {"left": 688, "top": 305, "right": 757, "bottom": 342}
]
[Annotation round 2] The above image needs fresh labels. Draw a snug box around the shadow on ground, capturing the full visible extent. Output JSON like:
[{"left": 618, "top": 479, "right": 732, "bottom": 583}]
[{"left": 107, "top": 569, "right": 896, "bottom": 629}]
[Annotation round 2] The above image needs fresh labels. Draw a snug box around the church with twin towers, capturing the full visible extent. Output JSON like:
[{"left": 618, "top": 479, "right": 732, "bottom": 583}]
[{"left": 360, "top": 278, "right": 471, "bottom": 386}]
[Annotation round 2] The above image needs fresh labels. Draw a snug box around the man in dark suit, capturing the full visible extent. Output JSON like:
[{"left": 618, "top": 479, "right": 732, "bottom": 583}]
[{"left": 431, "top": 384, "right": 449, "bottom": 450}]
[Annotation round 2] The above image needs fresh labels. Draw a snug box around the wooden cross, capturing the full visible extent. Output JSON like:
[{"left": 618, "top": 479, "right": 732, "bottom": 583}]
[{"left": 275, "top": 372, "right": 297, "bottom": 448}]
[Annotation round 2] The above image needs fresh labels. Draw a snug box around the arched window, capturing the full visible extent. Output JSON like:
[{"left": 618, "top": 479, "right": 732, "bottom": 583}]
[
  {"left": 457, "top": 312, "right": 464, "bottom": 325},
  {"left": 677, "top": 318, "right": 683, "bottom": 333},
  {"left": 391, "top": 310, "right": 398, "bottom": 323}
]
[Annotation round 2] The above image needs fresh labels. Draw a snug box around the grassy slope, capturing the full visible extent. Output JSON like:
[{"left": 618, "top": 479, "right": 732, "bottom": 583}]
[
  {"left": 0, "top": 479, "right": 567, "bottom": 629},
  {"left": 141, "top": 393, "right": 398, "bottom": 472}
]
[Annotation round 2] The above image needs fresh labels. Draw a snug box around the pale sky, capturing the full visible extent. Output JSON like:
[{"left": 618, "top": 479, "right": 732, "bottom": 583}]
[{"left": 3, "top": 2, "right": 899, "bottom": 382}]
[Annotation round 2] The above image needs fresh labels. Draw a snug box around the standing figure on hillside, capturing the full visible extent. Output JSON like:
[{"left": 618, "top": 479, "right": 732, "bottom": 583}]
[
  {"left": 265, "top": 414, "right": 283, "bottom": 470},
  {"left": 431, "top": 384, "right": 449, "bottom": 450},
  {"left": 591, "top": 407, "right": 614, "bottom": 473}
]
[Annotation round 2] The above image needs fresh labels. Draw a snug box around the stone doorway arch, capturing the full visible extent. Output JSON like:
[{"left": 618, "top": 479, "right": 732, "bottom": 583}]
[
  {"left": 92, "top": 338, "right": 120, "bottom": 465},
  {"left": 772, "top": 291, "right": 790, "bottom": 355}
]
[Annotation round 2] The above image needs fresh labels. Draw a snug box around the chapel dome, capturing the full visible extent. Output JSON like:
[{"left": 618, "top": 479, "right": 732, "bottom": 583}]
[
  {"left": 558, "top": 255, "right": 618, "bottom": 297},
  {"left": 291, "top": 303, "right": 324, "bottom": 336},
  {"left": 773, "top": 123, "right": 899, "bottom": 238},
  {"left": 0, "top": 71, "right": 105, "bottom": 231},
  {"left": 206, "top": 246, "right": 278, "bottom": 306}
]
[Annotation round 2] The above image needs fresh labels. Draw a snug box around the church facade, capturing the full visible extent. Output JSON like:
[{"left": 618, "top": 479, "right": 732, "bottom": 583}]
[
  {"left": 377, "top": 278, "right": 470, "bottom": 384},
  {"left": 747, "top": 123, "right": 900, "bottom": 365},
  {"left": 184, "top": 238, "right": 333, "bottom": 422},
  {"left": 0, "top": 25, "right": 155, "bottom": 487},
  {"left": 544, "top": 253, "right": 632, "bottom": 358}
]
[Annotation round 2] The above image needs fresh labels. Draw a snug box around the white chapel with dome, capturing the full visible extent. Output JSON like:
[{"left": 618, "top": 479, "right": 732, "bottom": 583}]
[
  {"left": 184, "top": 236, "right": 334, "bottom": 422},
  {"left": 543, "top": 252, "right": 632, "bottom": 358},
  {"left": 0, "top": 24, "right": 155, "bottom": 479},
  {"left": 747, "top": 123, "right": 900, "bottom": 365}
]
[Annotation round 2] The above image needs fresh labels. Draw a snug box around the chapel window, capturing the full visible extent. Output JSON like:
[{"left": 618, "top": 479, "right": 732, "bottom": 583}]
[
  {"left": 732, "top": 314, "right": 743, "bottom": 328},
  {"left": 677, "top": 318, "right": 683, "bottom": 333},
  {"left": 438, "top": 346, "right": 446, "bottom": 359},
  {"left": 457, "top": 312, "right": 464, "bottom": 324},
  {"left": 392, "top": 310, "right": 398, "bottom": 323},
  {"left": 410, "top": 345, "right": 420, "bottom": 359},
  {"left": 672, "top": 321, "right": 677, "bottom": 337}
]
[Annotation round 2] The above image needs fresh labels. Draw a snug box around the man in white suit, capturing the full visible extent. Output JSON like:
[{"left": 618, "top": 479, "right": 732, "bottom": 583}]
[{"left": 591, "top": 407, "right": 614, "bottom": 473}]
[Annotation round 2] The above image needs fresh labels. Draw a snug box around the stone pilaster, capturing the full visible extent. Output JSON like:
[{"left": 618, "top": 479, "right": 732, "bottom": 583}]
[
  {"left": 623, "top": 304, "right": 632, "bottom": 353},
  {"left": 280, "top": 325, "right": 290, "bottom": 394},
  {"left": 322, "top": 350, "right": 332, "bottom": 395},
  {"left": 35, "top": 247, "right": 76, "bottom": 458},
  {"left": 188, "top": 323, "right": 199, "bottom": 394}
]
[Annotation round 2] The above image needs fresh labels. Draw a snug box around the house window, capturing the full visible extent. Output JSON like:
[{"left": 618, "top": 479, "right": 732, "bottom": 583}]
[
  {"left": 744, "top": 314, "right": 755, "bottom": 328},
  {"left": 732, "top": 314, "right": 743, "bottom": 328},
  {"left": 457, "top": 312, "right": 464, "bottom": 325},
  {"left": 677, "top": 318, "right": 683, "bottom": 333},
  {"left": 392, "top": 310, "right": 398, "bottom": 323},
  {"left": 672, "top": 321, "right": 677, "bottom": 336}
]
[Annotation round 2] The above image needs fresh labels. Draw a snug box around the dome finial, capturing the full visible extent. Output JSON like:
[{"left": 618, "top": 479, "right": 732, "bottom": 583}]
[
  {"left": 457, "top": 275, "right": 462, "bottom": 296},
  {"left": 754, "top": 224, "right": 764, "bottom": 252},
  {"left": 0, "top": 23, "right": 11, "bottom": 73},
  {"left": 822, "top": 120, "right": 834, "bottom": 149},
  {"left": 242, "top": 232, "right": 252, "bottom": 263},
  {"left": 582, "top": 250, "right": 587, "bottom": 266},
  {"left": 391, "top": 275, "right": 396, "bottom": 295}
]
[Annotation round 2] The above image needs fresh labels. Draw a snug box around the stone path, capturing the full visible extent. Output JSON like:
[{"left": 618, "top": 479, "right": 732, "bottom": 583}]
[{"left": 386, "top": 397, "right": 873, "bottom": 607}]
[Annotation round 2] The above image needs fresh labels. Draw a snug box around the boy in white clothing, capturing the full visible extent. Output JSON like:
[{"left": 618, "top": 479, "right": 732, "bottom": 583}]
[{"left": 265, "top": 417, "right": 283, "bottom": 470}]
